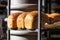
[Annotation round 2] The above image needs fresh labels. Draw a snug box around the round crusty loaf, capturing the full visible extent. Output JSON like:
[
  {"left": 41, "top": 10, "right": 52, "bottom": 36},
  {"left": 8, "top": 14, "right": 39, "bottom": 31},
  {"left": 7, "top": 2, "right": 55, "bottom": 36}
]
[{"left": 8, "top": 13, "right": 22, "bottom": 29}]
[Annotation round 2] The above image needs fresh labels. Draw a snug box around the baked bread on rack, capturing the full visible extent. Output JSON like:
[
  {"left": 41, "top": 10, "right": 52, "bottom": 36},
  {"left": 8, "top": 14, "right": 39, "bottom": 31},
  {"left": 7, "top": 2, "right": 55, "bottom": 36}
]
[
  {"left": 17, "top": 12, "right": 29, "bottom": 29},
  {"left": 8, "top": 11, "right": 38, "bottom": 30},
  {"left": 51, "top": 13, "right": 60, "bottom": 23},
  {"left": 46, "top": 13, "right": 60, "bottom": 23},
  {"left": 25, "top": 10, "right": 38, "bottom": 29},
  {"left": 8, "top": 12, "right": 22, "bottom": 29}
]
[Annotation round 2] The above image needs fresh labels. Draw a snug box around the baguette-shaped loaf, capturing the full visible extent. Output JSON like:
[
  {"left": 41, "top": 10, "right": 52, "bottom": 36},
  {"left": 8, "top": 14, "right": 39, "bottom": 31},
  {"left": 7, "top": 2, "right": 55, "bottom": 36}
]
[
  {"left": 8, "top": 13, "right": 21, "bottom": 29},
  {"left": 17, "top": 12, "right": 28, "bottom": 29},
  {"left": 25, "top": 10, "right": 38, "bottom": 29}
]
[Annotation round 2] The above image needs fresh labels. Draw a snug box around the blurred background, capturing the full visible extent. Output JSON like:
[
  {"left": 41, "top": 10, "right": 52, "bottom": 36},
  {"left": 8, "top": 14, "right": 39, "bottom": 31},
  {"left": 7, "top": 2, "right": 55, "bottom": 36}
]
[
  {"left": 0, "top": 0, "right": 7, "bottom": 40},
  {"left": 41, "top": 0, "right": 60, "bottom": 40}
]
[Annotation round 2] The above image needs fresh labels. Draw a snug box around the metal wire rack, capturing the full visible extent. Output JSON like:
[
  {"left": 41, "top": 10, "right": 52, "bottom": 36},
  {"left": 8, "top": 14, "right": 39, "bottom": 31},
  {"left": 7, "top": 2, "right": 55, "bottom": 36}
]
[{"left": 7, "top": 0, "right": 40, "bottom": 40}]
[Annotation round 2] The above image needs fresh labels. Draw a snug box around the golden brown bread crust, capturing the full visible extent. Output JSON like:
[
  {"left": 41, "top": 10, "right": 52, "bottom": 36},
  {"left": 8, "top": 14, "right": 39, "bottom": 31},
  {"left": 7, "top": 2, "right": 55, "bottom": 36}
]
[
  {"left": 8, "top": 11, "right": 39, "bottom": 29},
  {"left": 52, "top": 14, "right": 60, "bottom": 23},
  {"left": 46, "top": 13, "right": 60, "bottom": 24},
  {"left": 17, "top": 12, "right": 29, "bottom": 29},
  {"left": 25, "top": 10, "right": 38, "bottom": 29},
  {"left": 46, "top": 13, "right": 59, "bottom": 18},
  {"left": 8, "top": 13, "right": 22, "bottom": 29}
]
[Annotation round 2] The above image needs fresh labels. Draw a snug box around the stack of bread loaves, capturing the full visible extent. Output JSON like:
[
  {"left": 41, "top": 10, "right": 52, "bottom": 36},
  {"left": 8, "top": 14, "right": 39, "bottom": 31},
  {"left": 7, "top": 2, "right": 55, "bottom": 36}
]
[{"left": 8, "top": 10, "right": 38, "bottom": 30}]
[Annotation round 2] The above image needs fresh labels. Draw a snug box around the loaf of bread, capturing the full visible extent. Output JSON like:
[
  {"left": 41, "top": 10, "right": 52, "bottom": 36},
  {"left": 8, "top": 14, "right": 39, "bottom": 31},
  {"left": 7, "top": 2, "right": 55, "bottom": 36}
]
[
  {"left": 46, "top": 13, "right": 60, "bottom": 24},
  {"left": 17, "top": 12, "right": 29, "bottom": 29},
  {"left": 46, "top": 13, "right": 55, "bottom": 24},
  {"left": 46, "top": 13, "right": 59, "bottom": 18},
  {"left": 25, "top": 10, "right": 38, "bottom": 29},
  {"left": 8, "top": 13, "right": 21, "bottom": 29},
  {"left": 51, "top": 13, "right": 60, "bottom": 23}
]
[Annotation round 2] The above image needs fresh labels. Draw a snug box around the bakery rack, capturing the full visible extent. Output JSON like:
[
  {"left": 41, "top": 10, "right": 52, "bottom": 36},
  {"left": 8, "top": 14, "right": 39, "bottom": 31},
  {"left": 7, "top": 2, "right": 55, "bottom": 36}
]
[
  {"left": 41, "top": 0, "right": 60, "bottom": 40},
  {"left": 7, "top": 0, "right": 40, "bottom": 40}
]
